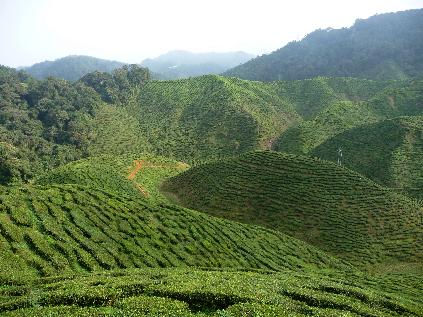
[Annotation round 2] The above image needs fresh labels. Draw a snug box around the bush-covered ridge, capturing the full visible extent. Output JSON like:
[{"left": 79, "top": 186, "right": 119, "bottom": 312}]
[
  {"left": 274, "top": 79, "right": 423, "bottom": 155},
  {"left": 21, "top": 55, "right": 126, "bottom": 81},
  {"left": 163, "top": 151, "right": 423, "bottom": 265}
]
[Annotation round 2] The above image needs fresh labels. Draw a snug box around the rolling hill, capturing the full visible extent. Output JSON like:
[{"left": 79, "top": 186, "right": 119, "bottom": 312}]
[
  {"left": 274, "top": 79, "right": 423, "bottom": 154},
  {"left": 224, "top": 9, "right": 423, "bottom": 81},
  {"left": 313, "top": 116, "right": 423, "bottom": 200},
  {"left": 163, "top": 151, "right": 423, "bottom": 265},
  {"left": 21, "top": 55, "right": 126, "bottom": 81},
  {"left": 133, "top": 75, "right": 301, "bottom": 163},
  {"left": 0, "top": 183, "right": 346, "bottom": 280}
]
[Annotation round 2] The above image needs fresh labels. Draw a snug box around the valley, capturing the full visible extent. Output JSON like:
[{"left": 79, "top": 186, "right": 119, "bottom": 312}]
[{"left": 0, "top": 7, "right": 422, "bottom": 317}]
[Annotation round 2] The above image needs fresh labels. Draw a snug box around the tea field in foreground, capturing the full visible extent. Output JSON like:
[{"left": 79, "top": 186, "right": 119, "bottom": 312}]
[
  {"left": 0, "top": 183, "right": 346, "bottom": 280},
  {"left": 0, "top": 267, "right": 422, "bottom": 316}
]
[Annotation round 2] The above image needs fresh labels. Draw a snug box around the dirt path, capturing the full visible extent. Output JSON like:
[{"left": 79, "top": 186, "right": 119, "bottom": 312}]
[
  {"left": 128, "top": 160, "right": 144, "bottom": 180},
  {"left": 127, "top": 160, "right": 188, "bottom": 198}
]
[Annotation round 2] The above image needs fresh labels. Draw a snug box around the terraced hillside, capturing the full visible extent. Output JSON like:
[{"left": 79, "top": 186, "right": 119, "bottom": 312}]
[
  {"left": 271, "top": 77, "right": 397, "bottom": 119},
  {"left": 35, "top": 155, "right": 189, "bottom": 202},
  {"left": 134, "top": 75, "right": 301, "bottom": 163},
  {"left": 1, "top": 267, "right": 422, "bottom": 316},
  {"left": 0, "top": 184, "right": 345, "bottom": 280},
  {"left": 163, "top": 151, "right": 423, "bottom": 265},
  {"left": 274, "top": 100, "right": 380, "bottom": 154},
  {"left": 313, "top": 116, "right": 423, "bottom": 200},
  {"left": 274, "top": 79, "right": 423, "bottom": 154}
]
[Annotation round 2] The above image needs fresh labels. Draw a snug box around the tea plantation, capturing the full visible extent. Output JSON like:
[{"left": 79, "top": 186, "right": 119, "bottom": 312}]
[
  {"left": 163, "top": 151, "right": 423, "bottom": 265},
  {"left": 35, "top": 154, "right": 189, "bottom": 202},
  {"left": 0, "top": 267, "right": 421, "bottom": 316},
  {"left": 313, "top": 116, "right": 423, "bottom": 200}
]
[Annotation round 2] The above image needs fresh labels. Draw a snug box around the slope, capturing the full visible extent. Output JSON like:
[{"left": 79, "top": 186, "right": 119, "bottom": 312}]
[
  {"left": 22, "top": 55, "right": 126, "bottom": 81},
  {"left": 224, "top": 9, "right": 423, "bottom": 81},
  {"left": 134, "top": 75, "right": 301, "bottom": 163},
  {"left": 313, "top": 116, "right": 423, "bottom": 200},
  {"left": 35, "top": 155, "right": 189, "bottom": 203},
  {"left": 163, "top": 151, "right": 423, "bottom": 265},
  {"left": 0, "top": 183, "right": 346, "bottom": 280},
  {"left": 0, "top": 65, "right": 151, "bottom": 184},
  {"left": 275, "top": 79, "right": 423, "bottom": 154}
]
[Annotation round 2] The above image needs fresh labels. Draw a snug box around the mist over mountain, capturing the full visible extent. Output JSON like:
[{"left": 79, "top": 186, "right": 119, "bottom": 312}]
[
  {"left": 21, "top": 55, "right": 127, "bottom": 81},
  {"left": 225, "top": 9, "right": 423, "bottom": 81},
  {"left": 141, "top": 50, "right": 254, "bottom": 79}
]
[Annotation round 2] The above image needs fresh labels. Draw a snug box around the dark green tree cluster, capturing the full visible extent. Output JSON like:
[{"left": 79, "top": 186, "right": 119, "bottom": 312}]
[
  {"left": 0, "top": 66, "right": 101, "bottom": 183},
  {"left": 80, "top": 64, "right": 150, "bottom": 104}
]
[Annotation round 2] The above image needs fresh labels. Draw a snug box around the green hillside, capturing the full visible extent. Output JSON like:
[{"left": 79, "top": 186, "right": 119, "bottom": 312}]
[
  {"left": 134, "top": 75, "right": 301, "bottom": 163},
  {"left": 35, "top": 155, "right": 189, "bottom": 203},
  {"left": 313, "top": 116, "right": 423, "bottom": 200},
  {"left": 163, "top": 151, "right": 423, "bottom": 265},
  {"left": 274, "top": 100, "right": 380, "bottom": 154},
  {"left": 0, "top": 183, "right": 345, "bottom": 280},
  {"left": 274, "top": 79, "right": 423, "bottom": 154},
  {"left": 1, "top": 266, "right": 421, "bottom": 316},
  {"left": 272, "top": 76, "right": 397, "bottom": 119},
  {"left": 224, "top": 9, "right": 423, "bottom": 81},
  {"left": 0, "top": 65, "right": 152, "bottom": 185}
]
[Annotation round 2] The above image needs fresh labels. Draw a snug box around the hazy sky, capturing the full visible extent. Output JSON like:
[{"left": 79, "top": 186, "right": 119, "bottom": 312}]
[{"left": 1, "top": 0, "right": 422, "bottom": 67}]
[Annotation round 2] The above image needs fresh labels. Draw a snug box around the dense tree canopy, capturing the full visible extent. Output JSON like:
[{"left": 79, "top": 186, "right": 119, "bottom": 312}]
[{"left": 224, "top": 9, "right": 423, "bottom": 81}]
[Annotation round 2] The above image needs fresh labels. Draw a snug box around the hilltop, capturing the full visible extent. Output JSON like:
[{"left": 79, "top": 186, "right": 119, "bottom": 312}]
[
  {"left": 313, "top": 116, "right": 423, "bottom": 200},
  {"left": 224, "top": 9, "right": 423, "bottom": 81},
  {"left": 163, "top": 151, "right": 423, "bottom": 265},
  {"left": 21, "top": 55, "right": 126, "bottom": 81}
]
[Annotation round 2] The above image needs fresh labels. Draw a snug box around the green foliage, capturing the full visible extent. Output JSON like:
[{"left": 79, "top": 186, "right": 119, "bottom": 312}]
[
  {"left": 134, "top": 75, "right": 301, "bottom": 163},
  {"left": 35, "top": 154, "right": 189, "bottom": 203},
  {"left": 0, "top": 183, "right": 344, "bottom": 280},
  {"left": 80, "top": 64, "right": 150, "bottom": 104},
  {"left": 313, "top": 116, "right": 423, "bottom": 200},
  {"left": 0, "top": 267, "right": 421, "bottom": 316},
  {"left": 163, "top": 151, "right": 423, "bottom": 265},
  {"left": 224, "top": 9, "right": 423, "bottom": 81},
  {"left": 274, "top": 79, "right": 422, "bottom": 155}
]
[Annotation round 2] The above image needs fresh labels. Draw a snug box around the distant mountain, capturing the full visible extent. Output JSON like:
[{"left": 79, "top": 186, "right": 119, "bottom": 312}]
[
  {"left": 141, "top": 50, "right": 254, "bottom": 79},
  {"left": 22, "top": 55, "right": 126, "bottom": 81},
  {"left": 224, "top": 9, "right": 423, "bottom": 81}
]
